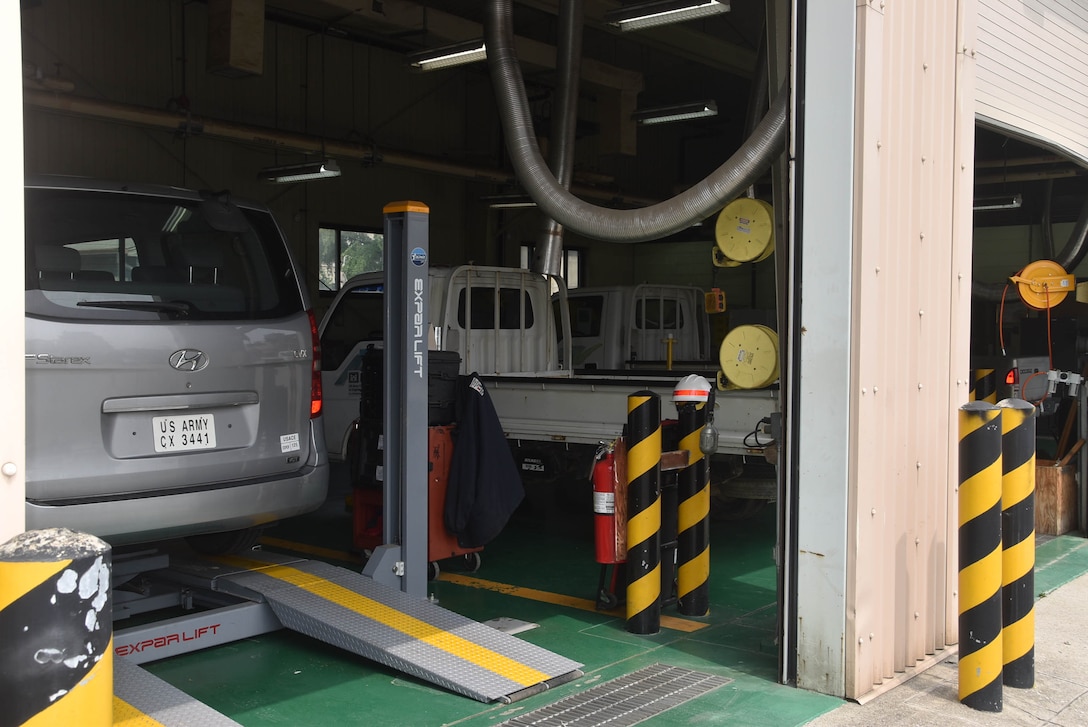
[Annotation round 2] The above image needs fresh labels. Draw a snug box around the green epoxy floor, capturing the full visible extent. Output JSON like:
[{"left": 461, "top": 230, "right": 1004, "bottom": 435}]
[{"left": 138, "top": 472, "right": 1088, "bottom": 727}]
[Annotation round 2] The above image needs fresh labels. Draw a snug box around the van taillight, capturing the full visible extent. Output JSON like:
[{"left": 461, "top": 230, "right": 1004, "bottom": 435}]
[
  {"left": 1005, "top": 368, "right": 1017, "bottom": 385},
  {"left": 308, "top": 309, "right": 323, "bottom": 418}
]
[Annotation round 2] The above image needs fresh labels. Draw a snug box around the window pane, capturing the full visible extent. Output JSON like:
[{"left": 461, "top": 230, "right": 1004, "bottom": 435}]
[
  {"left": 520, "top": 244, "right": 581, "bottom": 291},
  {"left": 69, "top": 238, "right": 122, "bottom": 280},
  {"left": 321, "top": 286, "right": 384, "bottom": 370},
  {"left": 634, "top": 299, "right": 682, "bottom": 330},
  {"left": 565, "top": 249, "right": 581, "bottom": 289},
  {"left": 568, "top": 295, "right": 603, "bottom": 337},
  {"left": 318, "top": 227, "right": 337, "bottom": 292},
  {"left": 457, "top": 288, "right": 535, "bottom": 329},
  {"left": 341, "top": 230, "right": 383, "bottom": 284}
]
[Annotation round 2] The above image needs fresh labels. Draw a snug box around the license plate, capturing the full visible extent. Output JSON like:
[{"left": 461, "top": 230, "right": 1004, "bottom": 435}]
[{"left": 153, "top": 413, "right": 217, "bottom": 453}]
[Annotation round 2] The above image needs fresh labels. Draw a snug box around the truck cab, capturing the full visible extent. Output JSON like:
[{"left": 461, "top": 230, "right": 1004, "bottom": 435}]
[
  {"left": 561, "top": 284, "right": 711, "bottom": 370},
  {"left": 318, "top": 265, "right": 569, "bottom": 460}
]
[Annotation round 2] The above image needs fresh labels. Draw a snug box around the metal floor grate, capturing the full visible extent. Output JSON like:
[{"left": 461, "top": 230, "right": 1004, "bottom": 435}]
[{"left": 499, "top": 663, "right": 732, "bottom": 727}]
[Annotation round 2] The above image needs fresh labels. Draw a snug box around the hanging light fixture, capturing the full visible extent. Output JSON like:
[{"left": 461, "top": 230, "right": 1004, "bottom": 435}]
[
  {"left": 632, "top": 100, "right": 718, "bottom": 125},
  {"left": 604, "top": 0, "right": 730, "bottom": 31},
  {"left": 972, "top": 193, "right": 1023, "bottom": 211},
  {"left": 259, "top": 159, "right": 341, "bottom": 183},
  {"left": 407, "top": 39, "right": 487, "bottom": 71},
  {"left": 484, "top": 194, "right": 538, "bottom": 209}
]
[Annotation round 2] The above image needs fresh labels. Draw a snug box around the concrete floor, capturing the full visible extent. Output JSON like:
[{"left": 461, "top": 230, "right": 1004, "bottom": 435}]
[{"left": 807, "top": 536, "right": 1088, "bottom": 727}]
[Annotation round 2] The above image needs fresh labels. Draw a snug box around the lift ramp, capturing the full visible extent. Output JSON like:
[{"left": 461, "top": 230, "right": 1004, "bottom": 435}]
[
  {"left": 115, "top": 657, "right": 242, "bottom": 726},
  {"left": 167, "top": 550, "right": 583, "bottom": 704}
]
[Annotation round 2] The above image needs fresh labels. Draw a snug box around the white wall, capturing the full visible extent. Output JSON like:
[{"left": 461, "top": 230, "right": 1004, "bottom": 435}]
[
  {"left": 1, "top": 0, "right": 25, "bottom": 543},
  {"left": 976, "top": 0, "right": 1088, "bottom": 164},
  {"left": 792, "top": 0, "right": 975, "bottom": 699}
]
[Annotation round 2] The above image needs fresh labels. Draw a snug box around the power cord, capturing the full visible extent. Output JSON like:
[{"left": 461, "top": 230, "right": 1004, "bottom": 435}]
[{"left": 744, "top": 416, "right": 774, "bottom": 449}]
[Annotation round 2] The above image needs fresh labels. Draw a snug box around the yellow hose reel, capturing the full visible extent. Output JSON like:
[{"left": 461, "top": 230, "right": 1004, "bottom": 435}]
[
  {"left": 714, "top": 197, "right": 775, "bottom": 265},
  {"left": 1010, "top": 260, "right": 1075, "bottom": 310},
  {"left": 718, "top": 324, "right": 780, "bottom": 390}
]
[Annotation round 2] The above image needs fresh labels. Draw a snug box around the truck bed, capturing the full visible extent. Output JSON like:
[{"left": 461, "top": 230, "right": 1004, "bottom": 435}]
[{"left": 480, "top": 372, "right": 778, "bottom": 456}]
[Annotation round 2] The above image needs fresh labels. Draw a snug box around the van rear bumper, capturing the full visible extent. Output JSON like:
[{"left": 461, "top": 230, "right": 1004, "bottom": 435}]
[{"left": 25, "top": 464, "right": 329, "bottom": 546}]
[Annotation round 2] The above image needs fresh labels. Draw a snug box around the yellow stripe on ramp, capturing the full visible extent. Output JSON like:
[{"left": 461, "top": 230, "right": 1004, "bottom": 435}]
[
  {"left": 113, "top": 696, "right": 168, "bottom": 727},
  {"left": 218, "top": 557, "right": 549, "bottom": 688}
]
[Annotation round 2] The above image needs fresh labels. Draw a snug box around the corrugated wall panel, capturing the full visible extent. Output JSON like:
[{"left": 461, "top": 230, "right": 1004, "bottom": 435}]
[
  {"left": 849, "top": 1, "right": 886, "bottom": 694},
  {"left": 847, "top": 0, "right": 972, "bottom": 700},
  {"left": 949, "top": 0, "right": 979, "bottom": 653},
  {"left": 976, "top": 0, "right": 1088, "bottom": 164}
]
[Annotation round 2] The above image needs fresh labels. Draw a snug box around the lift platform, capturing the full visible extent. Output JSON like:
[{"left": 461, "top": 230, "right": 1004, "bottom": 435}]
[
  {"left": 114, "top": 549, "right": 583, "bottom": 704},
  {"left": 115, "top": 656, "right": 243, "bottom": 726}
]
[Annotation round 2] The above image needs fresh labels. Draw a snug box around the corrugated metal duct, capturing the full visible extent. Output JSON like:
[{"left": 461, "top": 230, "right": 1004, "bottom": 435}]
[{"left": 485, "top": 0, "right": 788, "bottom": 243}]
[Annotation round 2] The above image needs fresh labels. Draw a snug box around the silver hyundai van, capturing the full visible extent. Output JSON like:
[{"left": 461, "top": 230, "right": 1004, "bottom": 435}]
[{"left": 24, "top": 176, "right": 329, "bottom": 552}]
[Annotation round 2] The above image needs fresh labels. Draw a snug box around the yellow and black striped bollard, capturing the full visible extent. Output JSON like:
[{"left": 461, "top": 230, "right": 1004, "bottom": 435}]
[
  {"left": 626, "top": 390, "right": 662, "bottom": 634},
  {"left": 674, "top": 377, "right": 711, "bottom": 617},
  {"left": 0, "top": 528, "right": 113, "bottom": 726},
  {"left": 970, "top": 368, "right": 997, "bottom": 403},
  {"left": 957, "top": 401, "right": 1003, "bottom": 712},
  {"left": 999, "top": 398, "right": 1035, "bottom": 688}
]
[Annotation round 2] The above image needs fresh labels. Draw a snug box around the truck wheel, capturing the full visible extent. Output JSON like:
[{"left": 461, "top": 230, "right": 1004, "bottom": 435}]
[
  {"left": 596, "top": 589, "right": 619, "bottom": 611},
  {"left": 428, "top": 561, "right": 441, "bottom": 581}
]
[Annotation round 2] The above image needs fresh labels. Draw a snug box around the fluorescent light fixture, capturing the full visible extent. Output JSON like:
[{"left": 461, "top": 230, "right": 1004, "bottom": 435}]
[
  {"left": 407, "top": 40, "right": 487, "bottom": 71},
  {"left": 632, "top": 99, "right": 718, "bottom": 125},
  {"left": 973, "top": 193, "right": 1022, "bottom": 211},
  {"left": 259, "top": 159, "right": 341, "bottom": 183},
  {"left": 484, "top": 194, "right": 537, "bottom": 209},
  {"left": 604, "top": 0, "right": 729, "bottom": 31}
]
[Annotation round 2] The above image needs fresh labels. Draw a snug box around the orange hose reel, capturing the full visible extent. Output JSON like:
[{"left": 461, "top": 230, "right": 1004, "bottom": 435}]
[{"left": 1010, "top": 260, "right": 1075, "bottom": 310}]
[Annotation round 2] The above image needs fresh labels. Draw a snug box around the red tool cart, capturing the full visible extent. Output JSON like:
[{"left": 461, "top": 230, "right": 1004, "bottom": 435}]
[{"left": 353, "top": 425, "right": 482, "bottom": 579}]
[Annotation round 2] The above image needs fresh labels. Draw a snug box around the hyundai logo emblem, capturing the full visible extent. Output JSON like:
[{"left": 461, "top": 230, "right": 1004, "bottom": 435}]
[{"left": 170, "top": 349, "right": 209, "bottom": 372}]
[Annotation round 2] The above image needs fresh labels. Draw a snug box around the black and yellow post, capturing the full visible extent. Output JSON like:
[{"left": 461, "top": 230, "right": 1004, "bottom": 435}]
[
  {"left": 675, "top": 398, "right": 710, "bottom": 616},
  {"left": 626, "top": 390, "right": 662, "bottom": 634},
  {"left": 958, "top": 401, "right": 1004, "bottom": 712},
  {"left": 0, "top": 528, "right": 113, "bottom": 726},
  {"left": 999, "top": 398, "right": 1036, "bottom": 688},
  {"left": 970, "top": 368, "right": 998, "bottom": 403}
]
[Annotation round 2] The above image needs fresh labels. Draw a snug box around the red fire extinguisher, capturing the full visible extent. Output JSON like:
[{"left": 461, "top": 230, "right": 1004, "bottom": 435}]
[{"left": 593, "top": 444, "right": 620, "bottom": 564}]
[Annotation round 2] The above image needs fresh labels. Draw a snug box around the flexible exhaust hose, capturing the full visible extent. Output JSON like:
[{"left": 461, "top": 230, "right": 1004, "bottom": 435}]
[{"left": 485, "top": 0, "right": 788, "bottom": 243}]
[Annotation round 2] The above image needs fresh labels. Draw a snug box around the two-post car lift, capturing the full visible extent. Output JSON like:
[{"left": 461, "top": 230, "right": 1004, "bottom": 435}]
[{"left": 113, "top": 203, "right": 582, "bottom": 724}]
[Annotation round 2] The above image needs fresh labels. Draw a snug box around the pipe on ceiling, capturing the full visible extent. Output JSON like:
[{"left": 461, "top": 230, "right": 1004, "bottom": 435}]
[
  {"left": 485, "top": 0, "right": 788, "bottom": 243},
  {"left": 534, "top": 0, "right": 583, "bottom": 277},
  {"left": 23, "top": 87, "right": 661, "bottom": 207}
]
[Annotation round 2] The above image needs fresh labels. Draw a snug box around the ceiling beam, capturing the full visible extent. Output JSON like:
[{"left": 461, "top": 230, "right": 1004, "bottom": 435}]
[{"left": 24, "top": 88, "right": 662, "bottom": 204}]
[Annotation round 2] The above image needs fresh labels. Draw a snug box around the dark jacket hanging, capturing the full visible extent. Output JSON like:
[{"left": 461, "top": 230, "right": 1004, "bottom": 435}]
[{"left": 445, "top": 374, "right": 524, "bottom": 548}]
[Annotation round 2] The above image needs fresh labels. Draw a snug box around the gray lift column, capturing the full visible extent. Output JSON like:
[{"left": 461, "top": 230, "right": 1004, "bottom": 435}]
[{"left": 362, "top": 201, "right": 430, "bottom": 599}]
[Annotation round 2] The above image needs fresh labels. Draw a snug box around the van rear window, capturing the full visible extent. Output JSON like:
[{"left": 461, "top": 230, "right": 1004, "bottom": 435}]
[{"left": 24, "top": 188, "right": 303, "bottom": 321}]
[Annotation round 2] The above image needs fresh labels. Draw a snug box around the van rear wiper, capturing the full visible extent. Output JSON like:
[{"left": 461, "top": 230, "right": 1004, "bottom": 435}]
[{"left": 76, "top": 300, "right": 192, "bottom": 318}]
